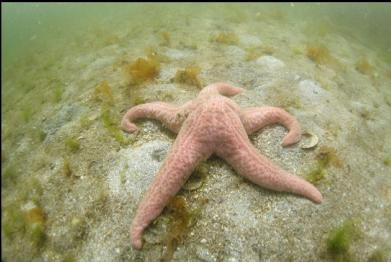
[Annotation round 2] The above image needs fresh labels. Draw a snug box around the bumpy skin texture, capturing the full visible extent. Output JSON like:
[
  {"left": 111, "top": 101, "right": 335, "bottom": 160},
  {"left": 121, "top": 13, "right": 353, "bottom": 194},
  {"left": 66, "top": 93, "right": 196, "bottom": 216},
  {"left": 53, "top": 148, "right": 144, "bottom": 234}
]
[{"left": 121, "top": 82, "right": 323, "bottom": 249}]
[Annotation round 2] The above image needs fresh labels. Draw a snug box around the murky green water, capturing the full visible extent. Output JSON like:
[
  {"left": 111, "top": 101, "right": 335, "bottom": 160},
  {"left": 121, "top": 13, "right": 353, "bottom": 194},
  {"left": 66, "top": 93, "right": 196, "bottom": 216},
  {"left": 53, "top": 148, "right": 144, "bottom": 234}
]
[{"left": 2, "top": 3, "right": 391, "bottom": 262}]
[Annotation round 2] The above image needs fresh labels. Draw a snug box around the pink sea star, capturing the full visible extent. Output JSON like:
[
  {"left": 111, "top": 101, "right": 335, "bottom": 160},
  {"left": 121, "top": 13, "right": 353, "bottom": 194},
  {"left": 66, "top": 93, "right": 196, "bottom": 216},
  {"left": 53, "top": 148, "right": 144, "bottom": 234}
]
[{"left": 121, "top": 82, "right": 323, "bottom": 249}]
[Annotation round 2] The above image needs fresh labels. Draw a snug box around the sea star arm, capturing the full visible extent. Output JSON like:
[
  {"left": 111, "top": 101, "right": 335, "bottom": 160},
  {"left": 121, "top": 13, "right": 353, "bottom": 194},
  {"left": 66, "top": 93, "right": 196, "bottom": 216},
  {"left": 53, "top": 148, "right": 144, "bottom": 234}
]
[
  {"left": 130, "top": 128, "right": 212, "bottom": 249},
  {"left": 241, "top": 106, "right": 301, "bottom": 146},
  {"left": 199, "top": 82, "right": 244, "bottom": 98},
  {"left": 217, "top": 126, "right": 322, "bottom": 204},
  {"left": 121, "top": 102, "right": 191, "bottom": 134}
]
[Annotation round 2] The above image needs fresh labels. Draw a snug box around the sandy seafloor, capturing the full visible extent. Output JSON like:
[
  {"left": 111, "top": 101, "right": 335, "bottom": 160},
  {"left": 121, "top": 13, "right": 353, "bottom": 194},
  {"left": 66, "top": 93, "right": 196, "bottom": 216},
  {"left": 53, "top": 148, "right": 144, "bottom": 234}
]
[{"left": 2, "top": 4, "right": 391, "bottom": 262}]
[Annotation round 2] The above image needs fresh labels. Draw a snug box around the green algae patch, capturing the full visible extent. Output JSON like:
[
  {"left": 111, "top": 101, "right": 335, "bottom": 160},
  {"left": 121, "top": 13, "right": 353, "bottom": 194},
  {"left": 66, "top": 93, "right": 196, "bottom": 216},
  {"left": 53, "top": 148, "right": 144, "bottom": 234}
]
[
  {"left": 69, "top": 216, "right": 88, "bottom": 241},
  {"left": 85, "top": 189, "right": 110, "bottom": 221},
  {"left": 25, "top": 207, "right": 46, "bottom": 225},
  {"left": 24, "top": 207, "right": 47, "bottom": 248},
  {"left": 326, "top": 220, "right": 362, "bottom": 260},
  {"left": 101, "top": 108, "right": 130, "bottom": 145},
  {"left": 383, "top": 153, "right": 391, "bottom": 166},
  {"left": 174, "top": 66, "right": 203, "bottom": 89},
  {"left": 1, "top": 150, "right": 7, "bottom": 163},
  {"left": 156, "top": 90, "right": 175, "bottom": 102},
  {"left": 93, "top": 80, "right": 114, "bottom": 106},
  {"left": 63, "top": 158, "right": 74, "bottom": 178},
  {"left": 119, "top": 164, "right": 128, "bottom": 185},
  {"left": 51, "top": 79, "right": 64, "bottom": 103},
  {"left": 144, "top": 192, "right": 209, "bottom": 260},
  {"left": 267, "top": 88, "right": 302, "bottom": 110},
  {"left": 212, "top": 32, "right": 239, "bottom": 45},
  {"left": 2, "top": 205, "right": 25, "bottom": 240},
  {"left": 79, "top": 115, "right": 94, "bottom": 129},
  {"left": 65, "top": 137, "right": 81, "bottom": 153},
  {"left": 316, "top": 146, "right": 342, "bottom": 168},
  {"left": 30, "top": 127, "right": 47, "bottom": 143},
  {"left": 161, "top": 196, "right": 200, "bottom": 262},
  {"left": 21, "top": 104, "right": 35, "bottom": 123},
  {"left": 2, "top": 203, "right": 47, "bottom": 250},
  {"left": 306, "top": 166, "right": 327, "bottom": 185},
  {"left": 62, "top": 253, "right": 77, "bottom": 262},
  {"left": 2, "top": 165, "right": 19, "bottom": 186},
  {"left": 305, "top": 146, "right": 341, "bottom": 185},
  {"left": 28, "top": 223, "right": 46, "bottom": 248},
  {"left": 130, "top": 92, "right": 147, "bottom": 106},
  {"left": 278, "top": 97, "right": 302, "bottom": 110},
  {"left": 368, "top": 249, "right": 387, "bottom": 262},
  {"left": 1, "top": 174, "right": 46, "bottom": 244}
]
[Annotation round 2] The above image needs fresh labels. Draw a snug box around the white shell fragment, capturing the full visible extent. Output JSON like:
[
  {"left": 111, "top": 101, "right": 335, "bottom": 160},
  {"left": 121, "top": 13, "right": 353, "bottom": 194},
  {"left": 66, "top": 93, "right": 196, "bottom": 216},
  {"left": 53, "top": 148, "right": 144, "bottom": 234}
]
[{"left": 300, "top": 132, "right": 319, "bottom": 149}]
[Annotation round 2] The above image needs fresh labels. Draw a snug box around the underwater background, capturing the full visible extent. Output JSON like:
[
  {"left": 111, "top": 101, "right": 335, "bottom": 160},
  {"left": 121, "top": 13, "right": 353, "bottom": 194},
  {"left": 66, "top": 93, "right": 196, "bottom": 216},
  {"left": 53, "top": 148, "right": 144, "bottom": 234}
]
[{"left": 2, "top": 3, "right": 391, "bottom": 261}]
